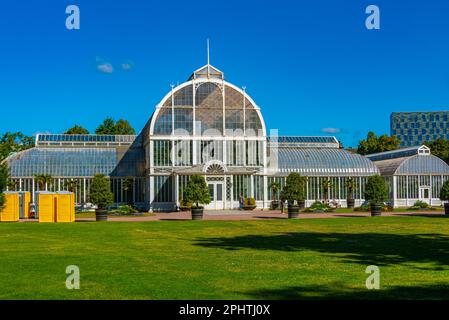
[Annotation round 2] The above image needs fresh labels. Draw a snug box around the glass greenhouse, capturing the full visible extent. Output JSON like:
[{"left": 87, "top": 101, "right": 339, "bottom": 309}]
[
  {"left": 366, "top": 145, "right": 449, "bottom": 207},
  {"left": 4, "top": 63, "right": 449, "bottom": 210}
]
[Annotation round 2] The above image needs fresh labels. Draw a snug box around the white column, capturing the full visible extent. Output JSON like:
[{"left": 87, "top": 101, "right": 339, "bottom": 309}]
[
  {"left": 263, "top": 175, "right": 268, "bottom": 209},
  {"left": 250, "top": 175, "right": 254, "bottom": 198},
  {"left": 19, "top": 179, "right": 22, "bottom": 192},
  {"left": 82, "top": 178, "right": 86, "bottom": 203},
  {"left": 32, "top": 178, "right": 35, "bottom": 202},
  {"left": 174, "top": 175, "right": 179, "bottom": 206},
  {"left": 393, "top": 176, "right": 398, "bottom": 208}
]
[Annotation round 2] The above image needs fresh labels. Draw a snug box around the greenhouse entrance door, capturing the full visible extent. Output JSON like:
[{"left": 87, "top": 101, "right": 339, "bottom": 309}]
[
  {"left": 205, "top": 182, "right": 225, "bottom": 210},
  {"left": 419, "top": 187, "right": 431, "bottom": 205}
]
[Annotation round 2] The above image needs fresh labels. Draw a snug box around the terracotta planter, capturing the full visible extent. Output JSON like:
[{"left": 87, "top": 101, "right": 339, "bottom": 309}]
[
  {"left": 95, "top": 209, "right": 108, "bottom": 221},
  {"left": 191, "top": 207, "right": 204, "bottom": 220}
]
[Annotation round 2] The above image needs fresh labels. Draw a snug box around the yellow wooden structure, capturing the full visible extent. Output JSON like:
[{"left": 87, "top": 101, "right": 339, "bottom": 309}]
[
  {"left": 36, "top": 192, "right": 75, "bottom": 223},
  {"left": 55, "top": 192, "right": 75, "bottom": 222},
  {"left": 18, "top": 192, "right": 31, "bottom": 218},
  {"left": 0, "top": 192, "right": 20, "bottom": 222}
]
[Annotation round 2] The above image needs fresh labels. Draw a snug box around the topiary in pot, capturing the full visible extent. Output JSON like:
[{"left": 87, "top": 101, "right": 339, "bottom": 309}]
[
  {"left": 183, "top": 175, "right": 211, "bottom": 220},
  {"left": 90, "top": 174, "right": 114, "bottom": 221},
  {"left": 439, "top": 180, "right": 449, "bottom": 215},
  {"left": 345, "top": 178, "right": 355, "bottom": 209},
  {"left": 364, "top": 175, "right": 389, "bottom": 217},
  {"left": 281, "top": 173, "right": 307, "bottom": 218}
]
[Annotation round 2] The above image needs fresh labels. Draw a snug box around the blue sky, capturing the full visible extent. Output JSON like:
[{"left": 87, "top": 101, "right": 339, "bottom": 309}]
[{"left": 0, "top": 0, "right": 448, "bottom": 147}]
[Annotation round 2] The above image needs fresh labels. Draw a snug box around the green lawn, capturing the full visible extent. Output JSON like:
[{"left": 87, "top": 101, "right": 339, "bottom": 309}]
[{"left": 1, "top": 216, "right": 449, "bottom": 299}]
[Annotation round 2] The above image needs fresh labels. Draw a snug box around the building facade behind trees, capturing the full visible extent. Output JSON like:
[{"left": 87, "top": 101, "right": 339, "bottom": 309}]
[{"left": 391, "top": 111, "right": 449, "bottom": 147}]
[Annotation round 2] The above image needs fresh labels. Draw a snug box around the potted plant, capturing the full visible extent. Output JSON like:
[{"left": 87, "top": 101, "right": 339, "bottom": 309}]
[
  {"left": 281, "top": 173, "right": 307, "bottom": 219},
  {"left": 183, "top": 175, "right": 211, "bottom": 220},
  {"left": 345, "top": 178, "right": 355, "bottom": 209},
  {"left": 321, "top": 179, "right": 332, "bottom": 205},
  {"left": 243, "top": 198, "right": 257, "bottom": 210},
  {"left": 89, "top": 174, "right": 114, "bottom": 221},
  {"left": 364, "top": 175, "right": 389, "bottom": 217},
  {"left": 179, "top": 199, "right": 192, "bottom": 212},
  {"left": 439, "top": 180, "right": 449, "bottom": 215},
  {"left": 270, "top": 182, "right": 281, "bottom": 210}
]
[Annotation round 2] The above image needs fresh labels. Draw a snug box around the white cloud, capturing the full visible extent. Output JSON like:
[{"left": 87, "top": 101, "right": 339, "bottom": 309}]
[
  {"left": 97, "top": 63, "right": 114, "bottom": 73},
  {"left": 321, "top": 127, "right": 341, "bottom": 134}
]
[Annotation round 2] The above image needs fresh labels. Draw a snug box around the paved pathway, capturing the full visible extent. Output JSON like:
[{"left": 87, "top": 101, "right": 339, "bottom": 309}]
[{"left": 70, "top": 210, "right": 446, "bottom": 222}]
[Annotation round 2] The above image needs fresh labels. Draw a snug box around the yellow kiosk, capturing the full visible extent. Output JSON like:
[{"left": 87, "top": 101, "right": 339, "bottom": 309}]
[
  {"left": 0, "top": 192, "right": 20, "bottom": 222},
  {"left": 36, "top": 192, "right": 75, "bottom": 223}
]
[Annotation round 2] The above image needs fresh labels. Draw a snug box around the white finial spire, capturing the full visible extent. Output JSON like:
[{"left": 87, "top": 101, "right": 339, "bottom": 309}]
[{"left": 207, "top": 38, "right": 210, "bottom": 65}]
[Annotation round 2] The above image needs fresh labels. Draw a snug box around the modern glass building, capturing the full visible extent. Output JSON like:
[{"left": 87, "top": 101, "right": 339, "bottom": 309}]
[
  {"left": 391, "top": 111, "right": 449, "bottom": 147},
  {"left": 366, "top": 145, "right": 449, "bottom": 207},
  {"left": 5, "top": 63, "right": 448, "bottom": 210}
]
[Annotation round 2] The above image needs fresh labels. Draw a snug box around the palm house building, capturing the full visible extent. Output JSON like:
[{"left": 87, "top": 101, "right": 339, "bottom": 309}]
[{"left": 5, "top": 62, "right": 446, "bottom": 210}]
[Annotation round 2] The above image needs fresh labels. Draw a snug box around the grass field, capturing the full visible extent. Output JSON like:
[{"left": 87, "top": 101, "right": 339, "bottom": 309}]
[{"left": 1, "top": 216, "right": 449, "bottom": 300}]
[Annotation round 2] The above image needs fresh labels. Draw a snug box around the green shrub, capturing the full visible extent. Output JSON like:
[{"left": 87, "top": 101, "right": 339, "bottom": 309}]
[
  {"left": 0, "top": 163, "right": 8, "bottom": 210},
  {"left": 440, "top": 180, "right": 449, "bottom": 201},
  {"left": 412, "top": 200, "right": 429, "bottom": 209},
  {"left": 354, "top": 204, "right": 370, "bottom": 212},
  {"left": 180, "top": 199, "right": 192, "bottom": 208},
  {"left": 364, "top": 175, "right": 389, "bottom": 205},
  {"left": 89, "top": 174, "right": 114, "bottom": 210},
  {"left": 110, "top": 205, "right": 138, "bottom": 215},
  {"left": 304, "top": 201, "right": 333, "bottom": 213},
  {"left": 183, "top": 175, "right": 211, "bottom": 208},
  {"left": 244, "top": 198, "right": 256, "bottom": 206},
  {"left": 281, "top": 173, "right": 306, "bottom": 205}
]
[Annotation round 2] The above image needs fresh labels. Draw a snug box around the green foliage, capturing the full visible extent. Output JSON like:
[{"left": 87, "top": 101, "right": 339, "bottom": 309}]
[
  {"left": 354, "top": 204, "right": 370, "bottom": 212},
  {"left": 364, "top": 175, "right": 389, "bottom": 205},
  {"left": 412, "top": 200, "right": 429, "bottom": 209},
  {"left": 304, "top": 201, "right": 335, "bottom": 213},
  {"left": 0, "top": 132, "right": 35, "bottom": 161},
  {"left": 244, "top": 198, "right": 256, "bottom": 206},
  {"left": 439, "top": 180, "right": 449, "bottom": 201},
  {"left": 357, "top": 131, "right": 401, "bottom": 155},
  {"left": 281, "top": 173, "right": 307, "bottom": 204},
  {"left": 0, "top": 163, "right": 9, "bottom": 209},
  {"left": 183, "top": 175, "right": 211, "bottom": 208},
  {"left": 270, "top": 182, "right": 281, "bottom": 201},
  {"left": 321, "top": 179, "right": 332, "bottom": 200},
  {"left": 34, "top": 174, "right": 53, "bottom": 190},
  {"left": 109, "top": 205, "right": 138, "bottom": 215},
  {"left": 114, "top": 119, "right": 136, "bottom": 135},
  {"left": 344, "top": 178, "right": 355, "bottom": 200},
  {"left": 180, "top": 199, "right": 193, "bottom": 208},
  {"left": 64, "top": 125, "right": 89, "bottom": 135},
  {"left": 63, "top": 179, "right": 79, "bottom": 193},
  {"left": 89, "top": 174, "right": 114, "bottom": 209},
  {"left": 95, "top": 118, "right": 136, "bottom": 135},
  {"left": 425, "top": 139, "right": 449, "bottom": 164}
]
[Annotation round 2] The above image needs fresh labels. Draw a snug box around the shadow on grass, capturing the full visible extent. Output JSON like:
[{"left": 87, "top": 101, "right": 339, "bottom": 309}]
[
  {"left": 194, "top": 232, "right": 449, "bottom": 269},
  {"left": 242, "top": 283, "right": 449, "bottom": 300}
]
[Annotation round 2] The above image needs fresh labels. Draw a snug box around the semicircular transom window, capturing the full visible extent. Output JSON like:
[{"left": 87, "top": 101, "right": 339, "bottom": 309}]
[{"left": 206, "top": 163, "right": 225, "bottom": 174}]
